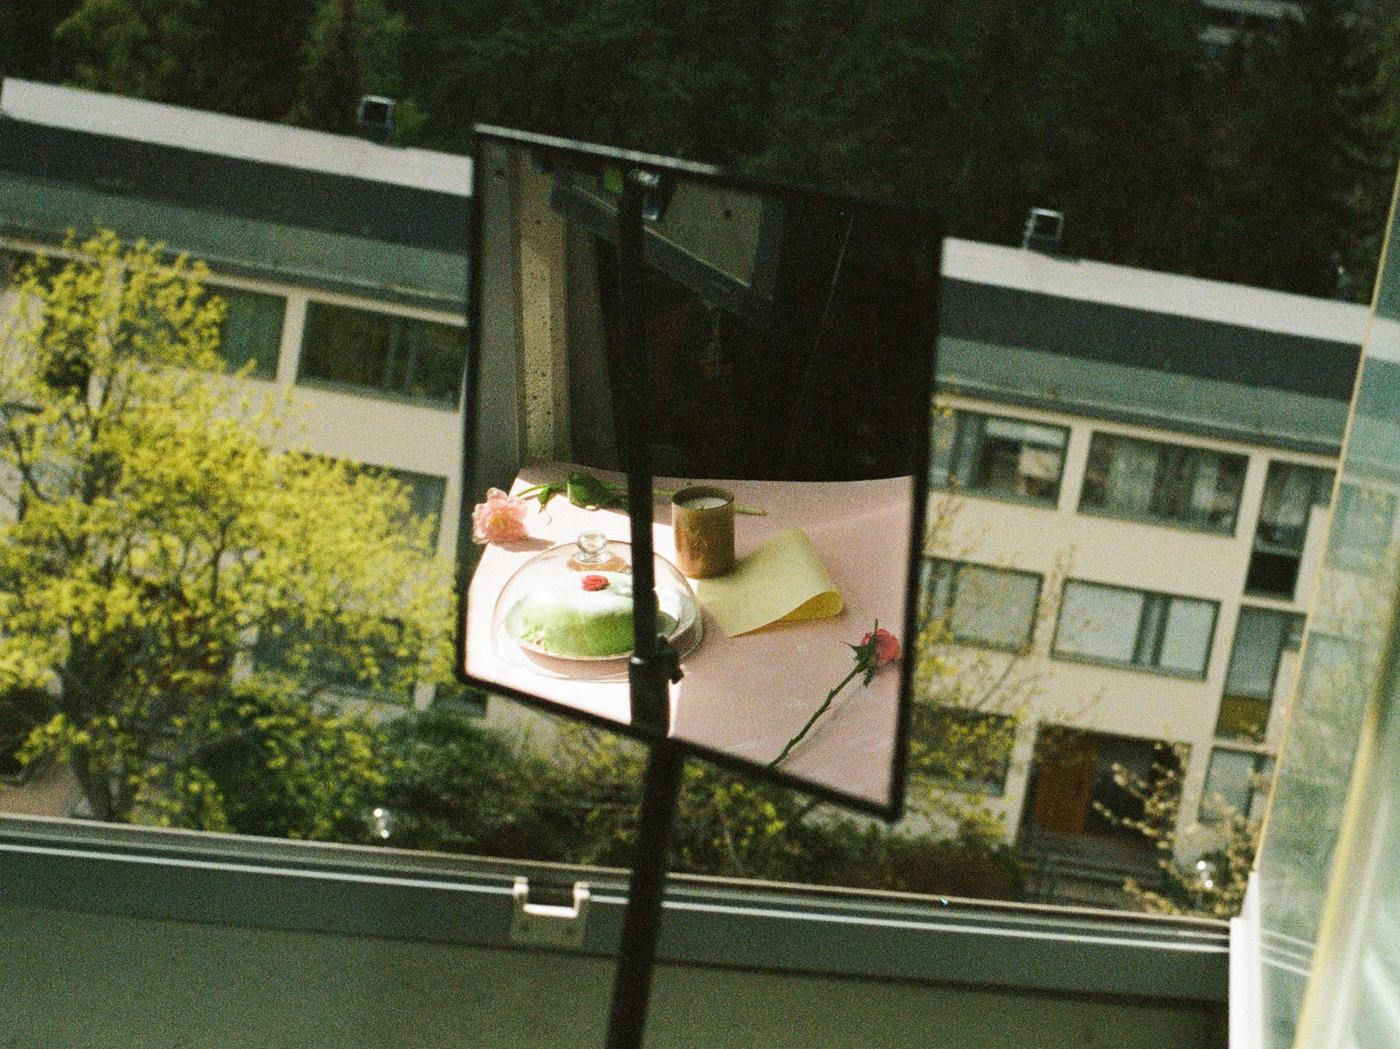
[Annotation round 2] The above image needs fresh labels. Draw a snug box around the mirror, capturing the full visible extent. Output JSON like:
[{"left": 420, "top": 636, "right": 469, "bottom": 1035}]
[{"left": 458, "top": 128, "right": 941, "bottom": 816}]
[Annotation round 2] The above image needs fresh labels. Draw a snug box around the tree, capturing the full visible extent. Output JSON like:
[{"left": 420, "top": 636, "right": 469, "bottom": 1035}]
[
  {"left": 0, "top": 233, "right": 451, "bottom": 829},
  {"left": 1101, "top": 743, "right": 1257, "bottom": 919},
  {"left": 286, "top": 0, "right": 411, "bottom": 134},
  {"left": 55, "top": 0, "right": 320, "bottom": 121}
]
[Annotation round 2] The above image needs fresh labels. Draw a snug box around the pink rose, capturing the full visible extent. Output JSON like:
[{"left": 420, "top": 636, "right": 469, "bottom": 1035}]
[
  {"left": 862, "top": 627, "right": 901, "bottom": 667},
  {"left": 472, "top": 488, "right": 529, "bottom": 545}
]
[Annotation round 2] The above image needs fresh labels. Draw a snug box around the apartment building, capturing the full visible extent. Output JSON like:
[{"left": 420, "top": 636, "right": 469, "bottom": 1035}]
[
  {"left": 927, "top": 238, "right": 1369, "bottom": 886},
  {"left": 0, "top": 77, "right": 472, "bottom": 723}
]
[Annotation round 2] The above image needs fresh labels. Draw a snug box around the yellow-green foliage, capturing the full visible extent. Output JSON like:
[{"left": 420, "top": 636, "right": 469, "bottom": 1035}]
[{"left": 0, "top": 233, "right": 450, "bottom": 829}]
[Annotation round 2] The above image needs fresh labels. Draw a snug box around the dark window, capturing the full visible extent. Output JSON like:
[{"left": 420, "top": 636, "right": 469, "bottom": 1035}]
[
  {"left": 211, "top": 286, "right": 285, "bottom": 378},
  {"left": 298, "top": 302, "right": 465, "bottom": 406},
  {"left": 1246, "top": 461, "right": 1333, "bottom": 598},
  {"left": 1053, "top": 580, "right": 1218, "bottom": 677},
  {"left": 930, "top": 410, "right": 1068, "bottom": 505},
  {"left": 1215, "top": 607, "right": 1303, "bottom": 740},
  {"left": 1079, "top": 433, "right": 1246, "bottom": 533},
  {"left": 921, "top": 559, "right": 1041, "bottom": 650},
  {"left": 910, "top": 705, "right": 1015, "bottom": 795}
]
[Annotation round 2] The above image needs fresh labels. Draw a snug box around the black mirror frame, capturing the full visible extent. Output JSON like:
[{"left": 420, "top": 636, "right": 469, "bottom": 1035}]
[{"left": 454, "top": 124, "right": 942, "bottom": 821}]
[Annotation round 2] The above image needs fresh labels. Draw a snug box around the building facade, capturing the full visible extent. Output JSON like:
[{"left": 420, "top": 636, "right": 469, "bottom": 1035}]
[{"left": 929, "top": 238, "right": 1368, "bottom": 892}]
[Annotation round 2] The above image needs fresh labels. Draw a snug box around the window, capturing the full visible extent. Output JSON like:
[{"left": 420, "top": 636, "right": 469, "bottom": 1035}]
[
  {"left": 909, "top": 705, "right": 1015, "bottom": 795},
  {"left": 921, "top": 559, "right": 1042, "bottom": 650},
  {"left": 1053, "top": 580, "right": 1218, "bottom": 676},
  {"left": 930, "top": 410, "right": 1068, "bottom": 505},
  {"left": 1328, "top": 482, "right": 1396, "bottom": 573},
  {"left": 298, "top": 301, "right": 465, "bottom": 406},
  {"left": 1079, "top": 432, "right": 1246, "bottom": 533},
  {"left": 1200, "top": 748, "right": 1274, "bottom": 822},
  {"left": 1246, "top": 461, "right": 1333, "bottom": 598},
  {"left": 1215, "top": 607, "right": 1303, "bottom": 740},
  {"left": 210, "top": 285, "right": 285, "bottom": 378}
]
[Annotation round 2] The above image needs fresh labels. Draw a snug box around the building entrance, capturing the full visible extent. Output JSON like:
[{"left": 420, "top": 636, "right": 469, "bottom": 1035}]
[{"left": 1023, "top": 726, "right": 1178, "bottom": 845}]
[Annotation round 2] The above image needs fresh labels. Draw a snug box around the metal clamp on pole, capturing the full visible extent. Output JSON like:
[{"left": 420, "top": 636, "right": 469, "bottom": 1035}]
[{"left": 511, "top": 877, "right": 591, "bottom": 949}]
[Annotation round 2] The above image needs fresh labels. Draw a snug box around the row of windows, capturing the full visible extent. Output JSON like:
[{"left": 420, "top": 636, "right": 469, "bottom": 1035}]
[
  {"left": 931, "top": 408, "right": 1390, "bottom": 602},
  {"left": 925, "top": 555, "right": 1307, "bottom": 749},
  {"left": 214, "top": 289, "right": 466, "bottom": 407},
  {"left": 921, "top": 559, "right": 1220, "bottom": 678}
]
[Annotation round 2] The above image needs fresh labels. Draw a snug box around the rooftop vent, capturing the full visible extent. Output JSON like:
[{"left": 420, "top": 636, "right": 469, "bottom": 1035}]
[
  {"left": 1022, "top": 208, "right": 1064, "bottom": 253},
  {"left": 356, "top": 95, "right": 396, "bottom": 144}
]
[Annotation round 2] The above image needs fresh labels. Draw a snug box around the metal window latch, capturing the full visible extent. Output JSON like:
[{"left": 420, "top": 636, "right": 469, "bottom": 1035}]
[{"left": 510, "top": 877, "right": 590, "bottom": 948}]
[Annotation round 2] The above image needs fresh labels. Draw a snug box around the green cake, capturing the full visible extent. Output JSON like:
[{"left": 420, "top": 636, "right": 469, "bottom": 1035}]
[{"left": 504, "top": 571, "right": 678, "bottom": 659}]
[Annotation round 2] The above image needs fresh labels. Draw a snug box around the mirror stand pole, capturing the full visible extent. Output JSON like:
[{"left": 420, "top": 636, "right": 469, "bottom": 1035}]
[
  {"left": 605, "top": 739, "right": 684, "bottom": 1048},
  {"left": 604, "top": 169, "right": 683, "bottom": 1049}
]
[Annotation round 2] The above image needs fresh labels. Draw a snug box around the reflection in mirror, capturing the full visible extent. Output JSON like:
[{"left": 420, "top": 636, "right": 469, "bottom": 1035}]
[{"left": 460, "top": 134, "right": 939, "bottom": 813}]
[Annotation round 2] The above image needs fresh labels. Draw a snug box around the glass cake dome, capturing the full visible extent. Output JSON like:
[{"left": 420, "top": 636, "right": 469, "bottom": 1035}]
[{"left": 491, "top": 530, "right": 701, "bottom": 674}]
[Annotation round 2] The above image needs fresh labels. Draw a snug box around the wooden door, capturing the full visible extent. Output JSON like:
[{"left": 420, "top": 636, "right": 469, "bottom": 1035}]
[{"left": 1030, "top": 732, "right": 1099, "bottom": 835}]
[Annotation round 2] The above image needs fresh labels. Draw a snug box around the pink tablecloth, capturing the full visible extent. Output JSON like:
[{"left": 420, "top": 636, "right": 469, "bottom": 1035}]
[{"left": 464, "top": 462, "right": 913, "bottom": 807}]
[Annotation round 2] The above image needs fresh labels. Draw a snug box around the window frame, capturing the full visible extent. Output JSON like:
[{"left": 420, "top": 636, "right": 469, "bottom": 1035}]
[
  {"left": 1077, "top": 431, "right": 1247, "bottom": 536},
  {"left": 920, "top": 557, "right": 1043, "bottom": 652},
  {"left": 296, "top": 298, "right": 467, "bottom": 409},
  {"left": 207, "top": 282, "right": 287, "bottom": 379},
  {"left": 1215, "top": 607, "right": 1302, "bottom": 741},
  {"left": 1050, "top": 578, "right": 1220, "bottom": 679},
  {"left": 0, "top": 815, "right": 1231, "bottom": 1006},
  {"left": 929, "top": 408, "right": 1070, "bottom": 508},
  {"left": 1199, "top": 747, "right": 1274, "bottom": 823}
]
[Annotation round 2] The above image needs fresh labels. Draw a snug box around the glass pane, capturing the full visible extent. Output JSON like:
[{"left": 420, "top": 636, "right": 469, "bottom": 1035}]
[
  {"left": 1201, "top": 748, "right": 1257, "bottom": 819},
  {"left": 929, "top": 411, "right": 957, "bottom": 486},
  {"left": 1224, "top": 607, "right": 1285, "bottom": 698},
  {"left": 1083, "top": 434, "right": 1159, "bottom": 517},
  {"left": 213, "top": 285, "right": 284, "bottom": 378},
  {"left": 1055, "top": 582, "right": 1144, "bottom": 663},
  {"left": 1216, "top": 695, "right": 1271, "bottom": 741},
  {"left": 299, "top": 301, "right": 464, "bottom": 405},
  {"left": 947, "top": 564, "right": 1039, "bottom": 648},
  {"left": 920, "top": 558, "right": 956, "bottom": 623},
  {"left": 910, "top": 706, "right": 1015, "bottom": 795},
  {"left": 1257, "top": 461, "right": 1334, "bottom": 552},
  {"left": 1328, "top": 482, "right": 1397, "bottom": 572},
  {"left": 1158, "top": 598, "right": 1215, "bottom": 675}
]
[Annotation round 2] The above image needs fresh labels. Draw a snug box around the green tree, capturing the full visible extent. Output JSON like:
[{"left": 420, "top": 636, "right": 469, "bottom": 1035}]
[
  {"left": 0, "top": 233, "right": 451, "bottom": 829},
  {"left": 1197, "top": 0, "right": 1382, "bottom": 297},
  {"left": 1100, "top": 743, "right": 1257, "bottom": 919},
  {"left": 56, "top": 0, "right": 319, "bottom": 120},
  {"left": 286, "top": 0, "right": 410, "bottom": 134}
]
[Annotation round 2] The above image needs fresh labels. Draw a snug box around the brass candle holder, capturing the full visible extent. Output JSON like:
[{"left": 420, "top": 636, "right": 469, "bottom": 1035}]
[{"left": 671, "top": 485, "right": 735, "bottom": 578}]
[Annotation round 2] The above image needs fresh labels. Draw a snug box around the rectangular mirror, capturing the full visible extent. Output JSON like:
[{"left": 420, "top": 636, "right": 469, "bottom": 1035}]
[{"left": 457, "top": 128, "right": 941, "bottom": 816}]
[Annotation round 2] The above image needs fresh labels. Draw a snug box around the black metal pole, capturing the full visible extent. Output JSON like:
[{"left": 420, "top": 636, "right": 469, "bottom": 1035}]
[
  {"left": 615, "top": 172, "right": 672, "bottom": 734},
  {"left": 605, "top": 740, "right": 684, "bottom": 1049},
  {"left": 605, "top": 168, "right": 683, "bottom": 1049}
]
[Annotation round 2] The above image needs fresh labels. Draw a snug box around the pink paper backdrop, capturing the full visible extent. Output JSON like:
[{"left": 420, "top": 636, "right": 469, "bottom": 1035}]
[{"left": 464, "top": 462, "right": 914, "bottom": 807}]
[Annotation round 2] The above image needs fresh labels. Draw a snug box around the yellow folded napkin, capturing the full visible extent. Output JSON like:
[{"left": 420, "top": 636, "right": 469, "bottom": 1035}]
[{"left": 693, "top": 528, "right": 843, "bottom": 637}]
